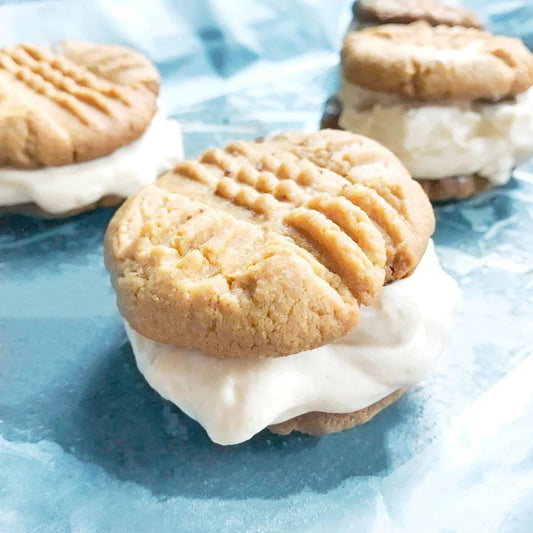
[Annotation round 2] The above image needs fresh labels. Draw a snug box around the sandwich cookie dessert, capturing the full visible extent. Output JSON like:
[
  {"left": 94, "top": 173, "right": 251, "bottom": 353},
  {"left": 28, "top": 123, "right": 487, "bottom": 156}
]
[
  {"left": 328, "top": 22, "right": 533, "bottom": 201},
  {"left": 0, "top": 41, "right": 182, "bottom": 216},
  {"left": 325, "top": 22, "right": 533, "bottom": 201},
  {"left": 350, "top": 0, "right": 482, "bottom": 31},
  {"left": 324, "top": 0, "right": 482, "bottom": 132},
  {"left": 105, "top": 129, "right": 461, "bottom": 445}
]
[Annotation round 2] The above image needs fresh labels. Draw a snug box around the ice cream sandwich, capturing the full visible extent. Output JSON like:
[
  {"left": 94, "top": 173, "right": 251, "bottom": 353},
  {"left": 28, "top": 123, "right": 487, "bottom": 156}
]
[
  {"left": 104, "top": 129, "right": 460, "bottom": 444},
  {"left": 0, "top": 41, "right": 182, "bottom": 216},
  {"left": 325, "top": 22, "right": 533, "bottom": 200}
]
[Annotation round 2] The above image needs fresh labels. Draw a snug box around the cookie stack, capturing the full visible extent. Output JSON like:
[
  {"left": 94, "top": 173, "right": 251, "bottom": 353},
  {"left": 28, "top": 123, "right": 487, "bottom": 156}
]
[
  {"left": 0, "top": 41, "right": 182, "bottom": 216},
  {"left": 104, "top": 130, "right": 460, "bottom": 445},
  {"left": 330, "top": 21, "right": 533, "bottom": 201}
]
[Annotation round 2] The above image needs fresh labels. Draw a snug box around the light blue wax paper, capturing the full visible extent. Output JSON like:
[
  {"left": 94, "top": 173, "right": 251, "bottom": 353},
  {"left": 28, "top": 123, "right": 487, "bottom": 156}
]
[{"left": 1, "top": 1, "right": 533, "bottom": 531}]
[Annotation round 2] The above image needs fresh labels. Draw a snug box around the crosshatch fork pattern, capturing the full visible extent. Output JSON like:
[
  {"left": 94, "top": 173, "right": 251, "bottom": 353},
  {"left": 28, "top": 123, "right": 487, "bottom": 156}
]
[
  {"left": 0, "top": 42, "right": 159, "bottom": 168},
  {"left": 105, "top": 130, "right": 434, "bottom": 358}
]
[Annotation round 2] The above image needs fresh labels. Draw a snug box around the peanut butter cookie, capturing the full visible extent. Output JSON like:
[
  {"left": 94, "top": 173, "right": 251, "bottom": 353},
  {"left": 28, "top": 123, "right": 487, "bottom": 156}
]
[
  {"left": 105, "top": 130, "right": 434, "bottom": 358},
  {"left": 0, "top": 41, "right": 159, "bottom": 169},
  {"left": 342, "top": 22, "right": 533, "bottom": 101},
  {"left": 354, "top": 0, "right": 482, "bottom": 29}
]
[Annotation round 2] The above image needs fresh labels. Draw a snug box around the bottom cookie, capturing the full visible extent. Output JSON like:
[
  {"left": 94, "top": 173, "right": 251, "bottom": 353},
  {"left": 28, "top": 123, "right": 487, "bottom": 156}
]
[
  {"left": 269, "top": 387, "right": 407, "bottom": 436},
  {"left": 417, "top": 175, "right": 491, "bottom": 202},
  {"left": 320, "top": 98, "right": 492, "bottom": 202},
  {"left": 0, "top": 194, "right": 124, "bottom": 219}
]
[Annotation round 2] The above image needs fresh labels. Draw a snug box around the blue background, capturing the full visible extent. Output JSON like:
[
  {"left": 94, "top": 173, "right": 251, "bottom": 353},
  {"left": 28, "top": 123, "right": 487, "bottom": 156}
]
[{"left": 1, "top": 1, "right": 533, "bottom": 531}]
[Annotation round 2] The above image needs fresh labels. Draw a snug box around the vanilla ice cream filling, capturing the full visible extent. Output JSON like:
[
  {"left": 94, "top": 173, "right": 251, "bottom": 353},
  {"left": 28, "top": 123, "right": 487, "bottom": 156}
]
[
  {"left": 127, "top": 240, "right": 460, "bottom": 445},
  {"left": 0, "top": 111, "right": 183, "bottom": 213},
  {"left": 338, "top": 81, "right": 533, "bottom": 185}
]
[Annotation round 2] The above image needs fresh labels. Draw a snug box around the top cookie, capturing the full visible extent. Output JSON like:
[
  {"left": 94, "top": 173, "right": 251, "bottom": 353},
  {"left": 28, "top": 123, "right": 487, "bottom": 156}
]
[
  {"left": 342, "top": 22, "right": 533, "bottom": 101},
  {"left": 354, "top": 0, "right": 482, "bottom": 29},
  {"left": 0, "top": 41, "right": 160, "bottom": 169},
  {"left": 105, "top": 130, "right": 434, "bottom": 359}
]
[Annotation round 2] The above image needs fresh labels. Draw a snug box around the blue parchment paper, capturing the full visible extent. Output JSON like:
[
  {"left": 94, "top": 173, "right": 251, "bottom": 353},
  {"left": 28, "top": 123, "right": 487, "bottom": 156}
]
[{"left": 1, "top": 1, "right": 532, "bottom": 531}]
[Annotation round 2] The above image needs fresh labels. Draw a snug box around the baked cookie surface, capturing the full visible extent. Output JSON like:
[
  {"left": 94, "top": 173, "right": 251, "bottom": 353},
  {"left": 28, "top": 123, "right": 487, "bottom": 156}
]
[
  {"left": 270, "top": 387, "right": 407, "bottom": 436},
  {"left": 354, "top": 0, "right": 482, "bottom": 29},
  {"left": 105, "top": 130, "right": 434, "bottom": 358},
  {"left": 418, "top": 175, "right": 492, "bottom": 201},
  {"left": 342, "top": 22, "right": 533, "bottom": 101},
  {"left": 0, "top": 41, "right": 159, "bottom": 169}
]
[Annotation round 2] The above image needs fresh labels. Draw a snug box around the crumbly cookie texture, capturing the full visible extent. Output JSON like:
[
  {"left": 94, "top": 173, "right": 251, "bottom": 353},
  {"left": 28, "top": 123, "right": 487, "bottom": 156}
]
[
  {"left": 270, "top": 387, "right": 407, "bottom": 436},
  {"left": 105, "top": 130, "right": 434, "bottom": 359},
  {"left": 320, "top": 100, "right": 492, "bottom": 201},
  {"left": 0, "top": 41, "right": 159, "bottom": 169},
  {"left": 342, "top": 22, "right": 533, "bottom": 101},
  {"left": 355, "top": 0, "right": 482, "bottom": 29}
]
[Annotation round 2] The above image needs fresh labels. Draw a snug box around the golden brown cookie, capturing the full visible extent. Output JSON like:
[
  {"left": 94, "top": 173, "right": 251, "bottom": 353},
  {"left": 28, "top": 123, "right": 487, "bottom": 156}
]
[
  {"left": 342, "top": 22, "right": 533, "bottom": 101},
  {"left": 0, "top": 41, "right": 159, "bottom": 169},
  {"left": 0, "top": 194, "right": 123, "bottom": 219},
  {"left": 270, "top": 387, "right": 407, "bottom": 436},
  {"left": 319, "top": 98, "right": 491, "bottom": 201},
  {"left": 105, "top": 130, "right": 434, "bottom": 359},
  {"left": 354, "top": 0, "right": 482, "bottom": 29},
  {"left": 418, "top": 175, "right": 492, "bottom": 201},
  {"left": 59, "top": 41, "right": 160, "bottom": 94}
]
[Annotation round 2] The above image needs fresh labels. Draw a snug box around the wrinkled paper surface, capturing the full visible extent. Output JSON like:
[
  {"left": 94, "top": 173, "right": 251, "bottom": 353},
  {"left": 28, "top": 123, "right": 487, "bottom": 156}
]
[{"left": 1, "top": 1, "right": 532, "bottom": 531}]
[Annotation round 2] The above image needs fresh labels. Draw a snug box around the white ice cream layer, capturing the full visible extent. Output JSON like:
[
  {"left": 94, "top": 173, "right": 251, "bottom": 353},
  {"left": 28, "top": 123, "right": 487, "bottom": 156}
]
[
  {"left": 127, "top": 240, "right": 461, "bottom": 445},
  {"left": 0, "top": 111, "right": 183, "bottom": 213},
  {"left": 338, "top": 81, "right": 533, "bottom": 185}
]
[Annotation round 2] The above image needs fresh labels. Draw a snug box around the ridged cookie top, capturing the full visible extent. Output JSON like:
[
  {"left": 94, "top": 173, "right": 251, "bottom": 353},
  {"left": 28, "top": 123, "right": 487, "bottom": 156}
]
[
  {"left": 355, "top": 0, "right": 482, "bottom": 29},
  {"left": 0, "top": 41, "right": 159, "bottom": 169},
  {"left": 105, "top": 130, "right": 434, "bottom": 358},
  {"left": 342, "top": 22, "right": 533, "bottom": 101}
]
